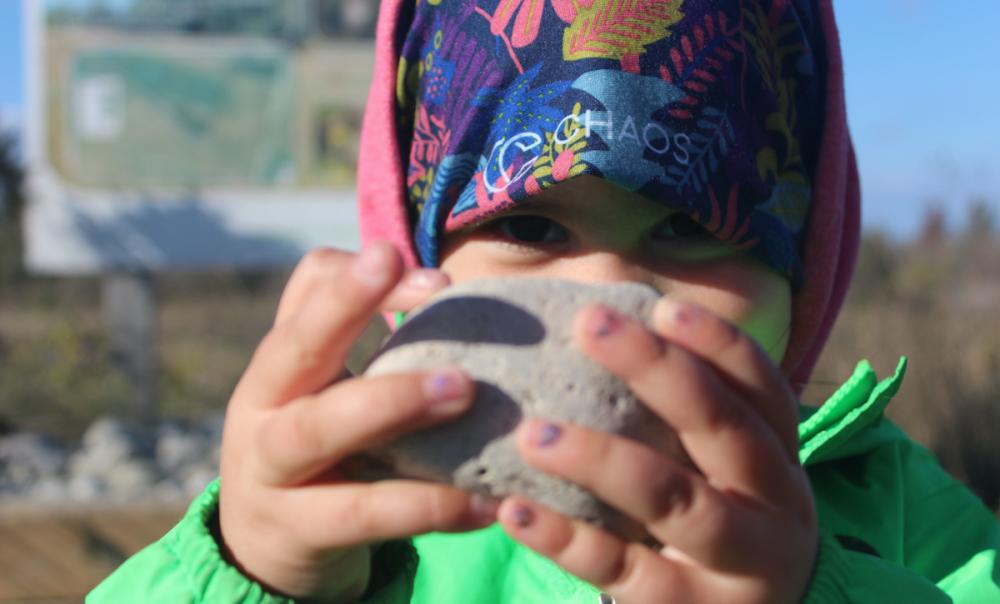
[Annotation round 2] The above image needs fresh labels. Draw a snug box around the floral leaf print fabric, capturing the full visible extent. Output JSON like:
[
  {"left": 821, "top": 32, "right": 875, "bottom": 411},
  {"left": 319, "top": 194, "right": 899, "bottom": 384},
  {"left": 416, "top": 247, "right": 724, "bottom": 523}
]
[
  {"left": 569, "top": 69, "right": 687, "bottom": 190},
  {"left": 562, "top": 0, "right": 685, "bottom": 63},
  {"left": 396, "top": 0, "right": 826, "bottom": 286}
]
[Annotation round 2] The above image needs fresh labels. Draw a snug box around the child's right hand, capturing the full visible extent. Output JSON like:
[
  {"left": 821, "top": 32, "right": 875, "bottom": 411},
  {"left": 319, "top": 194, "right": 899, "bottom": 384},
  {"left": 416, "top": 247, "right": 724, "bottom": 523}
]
[{"left": 217, "top": 243, "right": 498, "bottom": 602}]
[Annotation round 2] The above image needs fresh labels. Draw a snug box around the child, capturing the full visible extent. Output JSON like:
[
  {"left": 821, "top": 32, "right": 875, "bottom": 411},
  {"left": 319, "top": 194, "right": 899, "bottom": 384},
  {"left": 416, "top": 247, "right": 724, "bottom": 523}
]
[{"left": 90, "top": 0, "right": 1000, "bottom": 602}]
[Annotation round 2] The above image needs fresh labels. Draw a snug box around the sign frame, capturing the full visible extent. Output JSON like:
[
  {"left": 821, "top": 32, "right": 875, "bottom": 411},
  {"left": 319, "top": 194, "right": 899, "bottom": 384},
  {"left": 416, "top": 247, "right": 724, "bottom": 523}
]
[{"left": 23, "top": 0, "right": 367, "bottom": 275}]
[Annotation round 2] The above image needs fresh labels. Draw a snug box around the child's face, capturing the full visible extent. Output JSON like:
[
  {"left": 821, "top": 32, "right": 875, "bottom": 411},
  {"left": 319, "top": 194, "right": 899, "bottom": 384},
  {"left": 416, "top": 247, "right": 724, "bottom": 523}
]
[{"left": 439, "top": 176, "right": 792, "bottom": 364}]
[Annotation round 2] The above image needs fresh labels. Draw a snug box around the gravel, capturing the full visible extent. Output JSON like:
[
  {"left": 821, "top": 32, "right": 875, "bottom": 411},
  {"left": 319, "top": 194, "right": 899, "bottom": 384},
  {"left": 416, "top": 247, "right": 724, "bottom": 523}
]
[{"left": 0, "top": 414, "right": 223, "bottom": 504}]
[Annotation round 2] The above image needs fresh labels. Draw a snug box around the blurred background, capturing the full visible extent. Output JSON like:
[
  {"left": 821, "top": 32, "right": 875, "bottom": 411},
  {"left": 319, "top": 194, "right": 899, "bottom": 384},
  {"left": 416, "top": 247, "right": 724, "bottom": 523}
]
[{"left": 0, "top": 0, "right": 998, "bottom": 601}]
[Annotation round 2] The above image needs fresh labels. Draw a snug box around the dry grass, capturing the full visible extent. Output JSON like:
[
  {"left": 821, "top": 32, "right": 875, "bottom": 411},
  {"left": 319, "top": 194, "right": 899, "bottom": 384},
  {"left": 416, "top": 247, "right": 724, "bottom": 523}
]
[{"left": 806, "top": 234, "right": 1000, "bottom": 510}]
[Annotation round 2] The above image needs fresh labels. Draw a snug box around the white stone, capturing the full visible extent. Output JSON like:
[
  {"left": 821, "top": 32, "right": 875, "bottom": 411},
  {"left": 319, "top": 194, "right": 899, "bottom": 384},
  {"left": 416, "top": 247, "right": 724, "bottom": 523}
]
[
  {"left": 67, "top": 474, "right": 106, "bottom": 502},
  {"left": 0, "top": 432, "right": 68, "bottom": 491},
  {"left": 103, "top": 460, "right": 159, "bottom": 499},
  {"left": 156, "top": 423, "right": 208, "bottom": 475}
]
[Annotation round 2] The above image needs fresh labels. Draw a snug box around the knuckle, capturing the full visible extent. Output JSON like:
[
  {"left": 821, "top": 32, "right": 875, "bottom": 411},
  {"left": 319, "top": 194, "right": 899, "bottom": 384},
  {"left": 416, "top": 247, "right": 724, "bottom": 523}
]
[
  {"left": 546, "top": 519, "right": 576, "bottom": 560},
  {"left": 284, "top": 330, "right": 327, "bottom": 375},
  {"left": 626, "top": 335, "right": 679, "bottom": 388},
  {"left": 605, "top": 545, "right": 643, "bottom": 593},
  {"left": 294, "top": 509, "right": 327, "bottom": 549},
  {"left": 699, "top": 388, "right": 748, "bottom": 434},
  {"left": 640, "top": 330, "right": 669, "bottom": 365},
  {"left": 588, "top": 542, "right": 628, "bottom": 587},
  {"left": 396, "top": 484, "right": 464, "bottom": 534},
  {"left": 299, "top": 247, "right": 345, "bottom": 276},
  {"left": 250, "top": 421, "right": 285, "bottom": 483},
  {"left": 252, "top": 327, "right": 285, "bottom": 363},
  {"left": 288, "top": 401, "right": 323, "bottom": 451},
  {"left": 300, "top": 491, "right": 363, "bottom": 548},
  {"left": 285, "top": 248, "right": 345, "bottom": 300},
  {"left": 287, "top": 400, "right": 325, "bottom": 455},
  {"left": 366, "top": 375, "right": 425, "bottom": 420},
  {"left": 563, "top": 429, "right": 612, "bottom": 480},
  {"left": 648, "top": 333, "right": 673, "bottom": 367},
  {"left": 711, "top": 317, "right": 746, "bottom": 357},
  {"left": 624, "top": 332, "right": 669, "bottom": 379},
  {"left": 335, "top": 489, "right": 378, "bottom": 542},
  {"left": 272, "top": 316, "right": 338, "bottom": 376},
  {"left": 308, "top": 280, "right": 348, "bottom": 311},
  {"left": 691, "top": 495, "right": 737, "bottom": 547},
  {"left": 647, "top": 469, "right": 694, "bottom": 522},
  {"left": 424, "top": 487, "right": 458, "bottom": 528}
]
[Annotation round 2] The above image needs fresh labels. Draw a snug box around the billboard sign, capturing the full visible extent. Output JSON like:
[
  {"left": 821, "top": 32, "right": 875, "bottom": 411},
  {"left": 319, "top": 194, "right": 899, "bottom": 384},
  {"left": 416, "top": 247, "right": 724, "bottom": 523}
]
[{"left": 25, "top": 0, "right": 376, "bottom": 273}]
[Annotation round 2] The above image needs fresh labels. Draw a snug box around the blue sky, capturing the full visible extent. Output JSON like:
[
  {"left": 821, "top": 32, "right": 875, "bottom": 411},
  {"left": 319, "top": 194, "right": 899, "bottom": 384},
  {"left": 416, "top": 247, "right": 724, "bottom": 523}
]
[{"left": 1, "top": 1, "right": 997, "bottom": 237}]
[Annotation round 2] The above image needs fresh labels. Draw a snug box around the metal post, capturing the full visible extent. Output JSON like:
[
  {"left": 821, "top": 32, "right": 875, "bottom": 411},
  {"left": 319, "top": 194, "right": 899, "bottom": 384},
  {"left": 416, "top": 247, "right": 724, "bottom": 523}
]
[{"left": 102, "top": 272, "right": 158, "bottom": 428}]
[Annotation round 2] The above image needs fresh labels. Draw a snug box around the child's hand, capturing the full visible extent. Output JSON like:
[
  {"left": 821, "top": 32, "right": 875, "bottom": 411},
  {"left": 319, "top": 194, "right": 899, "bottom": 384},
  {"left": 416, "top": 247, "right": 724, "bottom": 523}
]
[
  {"left": 499, "top": 299, "right": 816, "bottom": 604},
  {"left": 218, "top": 243, "right": 497, "bottom": 601}
]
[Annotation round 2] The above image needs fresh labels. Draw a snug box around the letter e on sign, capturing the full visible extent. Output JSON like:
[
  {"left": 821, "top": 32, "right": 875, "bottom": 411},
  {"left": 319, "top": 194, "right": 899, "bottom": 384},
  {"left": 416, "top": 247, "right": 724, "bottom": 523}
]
[{"left": 74, "top": 75, "right": 125, "bottom": 142}]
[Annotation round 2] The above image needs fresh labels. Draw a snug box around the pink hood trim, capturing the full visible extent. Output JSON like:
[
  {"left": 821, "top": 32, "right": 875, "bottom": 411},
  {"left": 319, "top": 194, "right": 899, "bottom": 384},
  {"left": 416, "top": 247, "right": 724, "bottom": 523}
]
[{"left": 357, "top": 0, "right": 860, "bottom": 393}]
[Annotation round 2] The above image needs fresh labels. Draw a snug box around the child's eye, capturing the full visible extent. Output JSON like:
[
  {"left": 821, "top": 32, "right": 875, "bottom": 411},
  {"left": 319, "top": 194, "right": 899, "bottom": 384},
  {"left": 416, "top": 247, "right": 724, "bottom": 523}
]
[
  {"left": 652, "top": 213, "right": 711, "bottom": 240},
  {"left": 494, "top": 215, "right": 570, "bottom": 245}
]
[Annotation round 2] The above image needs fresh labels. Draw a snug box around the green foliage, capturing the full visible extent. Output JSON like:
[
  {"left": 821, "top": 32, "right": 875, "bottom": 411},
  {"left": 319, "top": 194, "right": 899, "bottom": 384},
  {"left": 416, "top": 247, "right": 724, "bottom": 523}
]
[
  {"left": 0, "top": 315, "right": 132, "bottom": 443},
  {"left": 0, "top": 127, "right": 24, "bottom": 286},
  {"left": 965, "top": 199, "right": 995, "bottom": 243},
  {"left": 846, "top": 230, "right": 898, "bottom": 305}
]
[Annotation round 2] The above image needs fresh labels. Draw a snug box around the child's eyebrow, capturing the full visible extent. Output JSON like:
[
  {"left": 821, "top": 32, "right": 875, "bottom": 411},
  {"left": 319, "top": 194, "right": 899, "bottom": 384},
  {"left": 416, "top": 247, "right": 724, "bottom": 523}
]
[
  {"left": 484, "top": 197, "right": 566, "bottom": 219},
  {"left": 504, "top": 194, "right": 676, "bottom": 220}
]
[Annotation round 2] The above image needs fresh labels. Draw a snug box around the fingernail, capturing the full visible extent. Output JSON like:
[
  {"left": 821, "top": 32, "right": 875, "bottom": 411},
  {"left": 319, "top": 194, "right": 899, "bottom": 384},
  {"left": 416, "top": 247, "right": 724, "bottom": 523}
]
[
  {"left": 512, "top": 504, "right": 535, "bottom": 528},
  {"left": 352, "top": 244, "right": 392, "bottom": 286},
  {"left": 424, "top": 369, "right": 469, "bottom": 410},
  {"left": 655, "top": 299, "right": 698, "bottom": 327},
  {"left": 674, "top": 307, "right": 695, "bottom": 325},
  {"left": 530, "top": 422, "right": 562, "bottom": 447},
  {"left": 403, "top": 269, "right": 447, "bottom": 289},
  {"left": 588, "top": 305, "right": 623, "bottom": 338}
]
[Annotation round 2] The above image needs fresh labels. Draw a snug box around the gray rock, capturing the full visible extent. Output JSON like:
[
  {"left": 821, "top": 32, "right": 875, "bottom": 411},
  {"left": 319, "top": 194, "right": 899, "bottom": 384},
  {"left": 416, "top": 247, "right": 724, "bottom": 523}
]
[
  {"left": 103, "top": 459, "right": 159, "bottom": 500},
  {"left": 29, "top": 477, "right": 71, "bottom": 503},
  {"left": 150, "top": 478, "right": 181, "bottom": 500},
  {"left": 68, "top": 448, "right": 110, "bottom": 480},
  {"left": 0, "top": 416, "right": 221, "bottom": 504},
  {"left": 67, "top": 474, "right": 106, "bottom": 502},
  {"left": 361, "top": 278, "right": 686, "bottom": 542},
  {"left": 0, "top": 432, "right": 68, "bottom": 492},
  {"left": 77, "top": 417, "right": 149, "bottom": 470},
  {"left": 156, "top": 422, "right": 209, "bottom": 475},
  {"left": 181, "top": 466, "right": 217, "bottom": 498}
]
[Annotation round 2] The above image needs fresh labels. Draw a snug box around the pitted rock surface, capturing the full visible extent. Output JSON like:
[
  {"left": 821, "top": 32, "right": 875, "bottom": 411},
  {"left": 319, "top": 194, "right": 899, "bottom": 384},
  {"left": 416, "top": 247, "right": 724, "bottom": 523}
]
[{"left": 361, "top": 278, "right": 687, "bottom": 541}]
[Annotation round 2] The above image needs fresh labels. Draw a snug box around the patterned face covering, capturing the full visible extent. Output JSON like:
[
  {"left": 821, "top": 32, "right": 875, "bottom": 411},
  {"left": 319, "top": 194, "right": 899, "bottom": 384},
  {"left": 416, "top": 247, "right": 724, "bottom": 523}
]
[{"left": 397, "top": 0, "right": 825, "bottom": 287}]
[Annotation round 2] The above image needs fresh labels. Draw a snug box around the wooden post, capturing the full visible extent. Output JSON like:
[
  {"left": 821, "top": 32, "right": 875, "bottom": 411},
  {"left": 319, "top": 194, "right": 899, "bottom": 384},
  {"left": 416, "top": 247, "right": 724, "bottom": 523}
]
[{"left": 102, "top": 272, "right": 158, "bottom": 427}]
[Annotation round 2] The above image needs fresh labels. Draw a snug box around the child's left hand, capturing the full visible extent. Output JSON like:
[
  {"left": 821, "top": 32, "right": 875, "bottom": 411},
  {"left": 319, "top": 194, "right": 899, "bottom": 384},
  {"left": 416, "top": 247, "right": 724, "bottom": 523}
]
[{"left": 498, "top": 298, "right": 817, "bottom": 604}]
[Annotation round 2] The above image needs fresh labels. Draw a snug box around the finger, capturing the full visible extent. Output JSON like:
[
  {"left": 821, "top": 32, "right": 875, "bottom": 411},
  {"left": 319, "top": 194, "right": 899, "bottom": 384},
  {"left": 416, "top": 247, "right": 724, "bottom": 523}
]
[
  {"left": 235, "top": 242, "right": 404, "bottom": 407},
  {"left": 515, "top": 419, "right": 765, "bottom": 571},
  {"left": 281, "top": 480, "right": 499, "bottom": 550},
  {"left": 382, "top": 268, "right": 452, "bottom": 313},
  {"left": 498, "top": 497, "right": 690, "bottom": 604},
  {"left": 257, "top": 368, "right": 474, "bottom": 485},
  {"left": 573, "top": 305, "right": 797, "bottom": 505},
  {"left": 274, "top": 247, "right": 449, "bottom": 326},
  {"left": 651, "top": 299, "right": 799, "bottom": 460},
  {"left": 274, "top": 247, "right": 353, "bottom": 326}
]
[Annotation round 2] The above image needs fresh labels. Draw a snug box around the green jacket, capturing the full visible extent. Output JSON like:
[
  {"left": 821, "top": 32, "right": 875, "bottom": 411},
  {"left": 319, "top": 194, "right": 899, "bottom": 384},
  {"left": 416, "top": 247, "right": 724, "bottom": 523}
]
[{"left": 89, "top": 359, "right": 1000, "bottom": 603}]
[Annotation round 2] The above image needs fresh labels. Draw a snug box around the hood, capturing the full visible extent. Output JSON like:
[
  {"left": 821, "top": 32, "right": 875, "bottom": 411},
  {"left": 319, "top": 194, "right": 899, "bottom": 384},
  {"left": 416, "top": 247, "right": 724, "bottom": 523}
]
[{"left": 357, "top": 0, "right": 860, "bottom": 392}]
